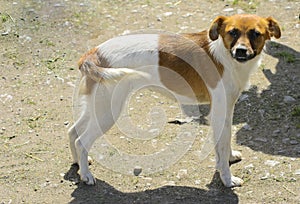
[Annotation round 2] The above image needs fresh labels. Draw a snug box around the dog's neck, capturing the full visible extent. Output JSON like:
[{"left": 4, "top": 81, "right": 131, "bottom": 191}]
[{"left": 209, "top": 37, "right": 262, "bottom": 92}]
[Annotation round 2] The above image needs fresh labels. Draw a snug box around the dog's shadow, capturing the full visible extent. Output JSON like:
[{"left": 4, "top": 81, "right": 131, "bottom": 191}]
[
  {"left": 65, "top": 164, "right": 238, "bottom": 204},
  {"left": 234, "top": 41, "right": 300, "bottom": 157}
]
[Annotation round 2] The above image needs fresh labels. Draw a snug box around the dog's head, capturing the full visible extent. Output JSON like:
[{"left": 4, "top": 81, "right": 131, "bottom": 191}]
[{"left": 209, "top": 14, "right": 281, "bottom": 63}]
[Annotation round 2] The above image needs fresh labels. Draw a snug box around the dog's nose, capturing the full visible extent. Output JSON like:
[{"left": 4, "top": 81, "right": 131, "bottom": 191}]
[{"left": 235, "top": 48, "right": 248, "bottom": 58}]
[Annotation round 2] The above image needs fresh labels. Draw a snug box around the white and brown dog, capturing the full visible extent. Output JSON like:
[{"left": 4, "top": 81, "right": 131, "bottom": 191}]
[{"left": 68, "top": 14, "right": 281, "bottom": 187}]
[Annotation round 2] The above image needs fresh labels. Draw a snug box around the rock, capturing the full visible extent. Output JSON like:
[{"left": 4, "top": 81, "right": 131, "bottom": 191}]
[
  {"left": 223, "top": 8, "right": 234, "bottom": 12},
  {"left": 273, "top": 129, "right": 281, "bottom": 134},
  {"left": 255, "top": 137, "right": 268, "bottom": 143},
  {"left": 163, "top": 12, "right": 173, "bottom": 17},
  {"left": 282, "top": 138, "right": 290, "bottom": 144},
  {"left": 242, "top": 123, "right": 252, "bottom": 130},
  {"left": 245, "top": 164, "right": 254, "bottom": 169},
  {"left": 264, "top": 160, "right": 280, "bottom": 167},
  {"left": 194, "top": 179, "right": 201, "bottom": 185},
  {"left": 290, "top": 140, "right": 298, "bottom": 145},
  {"left": 133, "top": 166, "right": 142, "bottom": 176},
  {"left": 238, "top": 94, "right": 249, "bottom": 102},
  {"left": 182, "top": 13, "right": 193, "bottom": 18},
  {"left": 283, "top": 96, "right": 296, "bottom": 103},
  {"left": 176, "top": 169, "right": 188, "bottom": 179},
  {"left": 260, "top": 172, "right": 270, "bottom": 180}
]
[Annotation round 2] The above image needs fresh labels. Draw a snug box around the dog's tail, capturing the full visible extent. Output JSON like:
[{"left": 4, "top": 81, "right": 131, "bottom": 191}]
[{"left": 79, "top": 60, "right": 150, "bottom": 83}]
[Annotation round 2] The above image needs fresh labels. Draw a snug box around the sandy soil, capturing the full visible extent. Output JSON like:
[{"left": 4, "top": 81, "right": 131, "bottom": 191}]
[{"left": 0, "top": 0, "right": 299, "bottom": 203}]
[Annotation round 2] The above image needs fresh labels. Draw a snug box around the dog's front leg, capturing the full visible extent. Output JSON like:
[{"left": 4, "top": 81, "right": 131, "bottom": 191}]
[{"left": 210, "top": 91, "right": 243, "bottom": 187}]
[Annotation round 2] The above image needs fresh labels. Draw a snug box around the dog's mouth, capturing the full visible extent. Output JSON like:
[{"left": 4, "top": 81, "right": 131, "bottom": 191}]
[{"left": 231, "top": 47, "right": 255, "bottom": 63}]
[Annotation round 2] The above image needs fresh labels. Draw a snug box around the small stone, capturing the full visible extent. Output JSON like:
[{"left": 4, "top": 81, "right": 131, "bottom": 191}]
[
  {"left": 283, "top": 96, "right": 296, "bottom": 103},
  {"left": 282, "top": 138, "right": 290, "bottom": 144},
  {"left": 245, "top": 164, "right": 254, "bottom": 169},
  {"left": 255, "top": 137, "right": 268, "bottom": 143},
  {"left": 182, "top": 13, "right": 193, "bottom": 18},
  {"left": 290, "top": 140, "right": 298, "bottom": 145},
  {"left": 264, "top": 160, "right": 280, "bottom": 167},
  {"left": 260, "top": 172, "right": 270, "bottom": 180},
  {"left": 273, "top": 129, "right": 281, "bottom": 134},
  {"left": 176, "top": 169, "right": 188, "bottom": 179},
  {"left": 64, "top": 121, "right": 69, "bottom": 126},
  {"left": 133, "top": 166, "right": 142, "bottom": 176},
  {"left": 239, "top": 94, "right": 249, "bottom": 102},
  {"left": 237, "top": 9, "right": 245, "bottom": 14},
  {"left": 242, "top": 123, "right": 252, "bottom": 130},
  {"left": 223, "top": 8, "right": 234, "bottom": 12},
  {"left": 163, "top": 12, "right": 173, "bottom": 17},
  {"left": 294, "top": 169, "right": 300, "bottom": 175},
  {"left": 194, "top": 180, "right": 201, "bottom": 185}
]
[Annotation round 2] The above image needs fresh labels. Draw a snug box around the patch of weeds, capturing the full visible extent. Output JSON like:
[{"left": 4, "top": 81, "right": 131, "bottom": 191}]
[
  {"left": 1, "top": 13, "right": 9, "bottom": 23},
  {"left": 39, "top": 38, "right": 55, "bottom": 47},
  {"left": 44, "top": 57, "right": 61, "bottom": 70},
  {"left": 27, "top": 117, "right": 39, "bottom": 129},
  {"left": 269, "top": 41, "right": 280, "bottom": 49},
  {"left": 25, "top": 112, "right": 47, "bottom": 129},
  {"left": 231, "top": 0, "right": 260, "bottom": 12},
  {"left": 3, "top": 50, "right": 18, "bottom": 60},
  {"left": 292, "top": 106, "right": 300, "bottom": 117},
  {"left": 259, "top": 63, "right": 266, "bottom": 70},
  {"left": 276, "top": 51, "right": 296, "bottom": 63}
]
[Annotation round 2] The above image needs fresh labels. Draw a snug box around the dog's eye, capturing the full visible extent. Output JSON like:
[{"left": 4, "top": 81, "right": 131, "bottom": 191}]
[
  {"left": 250, "top": 30, "right": 261, "bottom": 39},
  {"left": 228, "top": 29, "right": 239, "bottom": 38}
]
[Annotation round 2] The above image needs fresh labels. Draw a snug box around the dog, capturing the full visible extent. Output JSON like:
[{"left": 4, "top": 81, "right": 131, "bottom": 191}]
[{"left": 68, "top": 14, "right": 281, "bottom": 187}]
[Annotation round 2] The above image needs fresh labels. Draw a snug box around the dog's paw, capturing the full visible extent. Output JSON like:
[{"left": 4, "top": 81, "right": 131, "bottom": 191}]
[
  {"left": 230, "top": 176, "right": 244, "bottom": 187},
  {"left": 81, "top": 171, "right": 96, "bottom": 185},
  {"left": 220, "top": 171, "right": 243, "bottom": 187},
  {"left": 229, "top": 150, "right": 242, "bottom": 165}
]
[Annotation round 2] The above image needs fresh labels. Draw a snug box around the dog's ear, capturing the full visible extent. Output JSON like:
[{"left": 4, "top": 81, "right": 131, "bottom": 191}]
[
  {"left": 209, "top": 16, "right": 227, "bottom": 41},
  {"left": 266, "top": 17, "right": 281, "bottom": 39}
]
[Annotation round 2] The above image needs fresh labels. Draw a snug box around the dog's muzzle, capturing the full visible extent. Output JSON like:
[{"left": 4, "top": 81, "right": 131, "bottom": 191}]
[{"left": 231, "top": 45, "right": 255, "bottom": 63}]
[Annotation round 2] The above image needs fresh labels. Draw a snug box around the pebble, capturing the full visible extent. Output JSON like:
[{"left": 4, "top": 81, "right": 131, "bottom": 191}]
[
  {"left": 182, "top": 13, "right": 193, "bottom": 18},
  {"left": 239, "top": 94, "right": 249, "bottom": 102},
  {"left": 290, "top": 140, "right": 298, "bottom": 145},
  {"left": 273, "top": 129, "right": 281, "bottom": 134},
  {"left": 283, "top": 96, "right": 296, "bottom": 103},
  {"left": 163, "top": 12, "right": 173, "bottom": 17},
  {"left": 176, "top": 169, "right": 188, "bottom": 179},
  {"left": 242, "top": 123, "right": 252, "bottom": 130},
  {"left": 282, "top": 138, "right": 290, "bottom": 144},
  {"left": 223, "top": 8, "right": 234, "bottom": 12},
  {"left": 245, "top": 164, "right": 254, "bottom": 169},
  {"left": 133, "top": 166, "right": 142, "bottom": 176},
  {"left": 264, "top": 160, "right": 280, "bottom": 167},
  {"left": 260, "top": 172, "right": 270, "bottom": 180},
  {"left": 194, "top": 179, "right": 201, "bottom": 185}
]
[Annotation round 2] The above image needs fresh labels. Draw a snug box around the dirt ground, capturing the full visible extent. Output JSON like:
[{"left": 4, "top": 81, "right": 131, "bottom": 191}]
[{"left": 0, "top": 0, "right": 299, "bottom": 203}]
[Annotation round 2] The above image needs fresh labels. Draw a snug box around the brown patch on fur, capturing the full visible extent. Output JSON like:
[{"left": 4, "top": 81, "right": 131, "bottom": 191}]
[
  {"left": 158, "top": 31, "right": 224, "bottom": 103},
  {"left": 78, "top": 47, "right": 99, "bottom": 68}
]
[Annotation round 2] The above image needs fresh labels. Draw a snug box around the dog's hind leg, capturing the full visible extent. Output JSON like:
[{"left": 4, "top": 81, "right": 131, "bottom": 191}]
[{"left": 75, "top": 79, "right": 134, "bottom": 185}]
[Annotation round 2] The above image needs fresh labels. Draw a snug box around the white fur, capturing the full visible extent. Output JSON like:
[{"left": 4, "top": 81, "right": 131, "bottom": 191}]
[{"left": 98, "top": 34, "right": 159, "bottom": 68}]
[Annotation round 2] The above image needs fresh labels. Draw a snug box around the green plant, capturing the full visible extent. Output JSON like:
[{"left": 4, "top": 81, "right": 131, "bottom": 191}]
[{"left": 276, "top": 51, "right": 296, "bottom": 63}]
